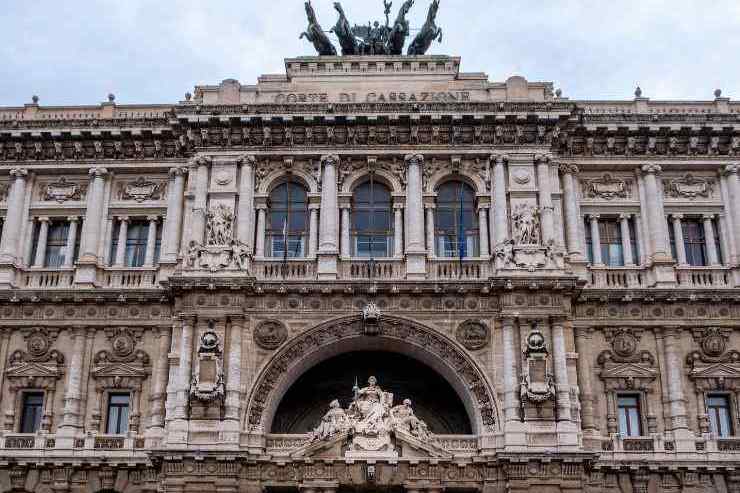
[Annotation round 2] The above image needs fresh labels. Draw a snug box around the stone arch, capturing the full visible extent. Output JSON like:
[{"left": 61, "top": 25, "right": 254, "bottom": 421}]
[
  {"left": 342, "top": 168, "right": 403, "bottom": 195},
  {"left": 425, "top": 170, "right": 488, "bottom": 196},
  {"left": 243, "top": 315, "right": 499, "bottom": 436},
  {"left": 258, "top": 169, "right": 318, "bottom": 195}
]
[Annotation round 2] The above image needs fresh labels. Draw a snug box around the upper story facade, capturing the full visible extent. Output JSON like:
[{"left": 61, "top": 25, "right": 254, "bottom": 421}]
[{"left": 0, "top": 56, "right": 738, "bottom": 293}]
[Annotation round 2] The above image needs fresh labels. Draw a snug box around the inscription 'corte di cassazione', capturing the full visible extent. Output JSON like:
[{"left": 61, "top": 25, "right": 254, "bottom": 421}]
[{"left": 273, "top": 91, "right": 471, "bottom": 104}]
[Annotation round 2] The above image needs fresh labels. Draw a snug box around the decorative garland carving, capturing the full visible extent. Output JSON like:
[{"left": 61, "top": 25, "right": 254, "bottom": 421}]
[
  {"left": 42, "top": 177, "right": 85, "bottom": 203},
  {"left": 118, "top": 176, "right": 166, "bottom": 202},
  {"left": 247, "top": 316, "right": 498, "bottom": 432},
  {"left": 581, "top": 173, "right": 631, "bottom": 200},
  {"left": 663, "top": 173, "right": 714, "bottom": 200}
]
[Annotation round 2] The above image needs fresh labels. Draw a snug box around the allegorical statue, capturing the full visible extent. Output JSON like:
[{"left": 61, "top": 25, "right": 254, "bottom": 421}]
[
  {"left": 311, "top": 399, "right": 350, "bottom": 441},
  {"left": 300, "top": 0, "right": 442, "bottom": 57},
  {"left": 391, "top": 398, "right": 431, "bottom": 441},
  {"left": 300, "top": 0, "right": 338, "bottom": 56},
  {"left": 407, "top": 0, "right": 443, "bottom": 55},
  {"left": 348, "top": 376, "right": 393, "bottom": 435}
]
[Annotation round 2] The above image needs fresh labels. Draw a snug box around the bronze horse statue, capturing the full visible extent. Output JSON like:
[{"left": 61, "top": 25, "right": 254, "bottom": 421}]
[
  {"left": 330, "top": 2, "right": 357, "bottom": 55},
  {"left": 407, "top": 0, "right": 442, "bottom": 55},
  {"left": 300, "top": 1, "right": 337, "bottom": 56},
  {"left": 388, "top": 0, "right": 414, "bottom": 55}
]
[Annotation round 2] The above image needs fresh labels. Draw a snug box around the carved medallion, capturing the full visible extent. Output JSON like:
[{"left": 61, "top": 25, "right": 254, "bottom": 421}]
[
  {"left": 214, "top": 170, "right": 233, "bottom": 186},
  {"left": 111, "top": 331, "right": 135, "bottom": 359},
  {"left": 200, "top": 330, "right": 220, "bottom": 352},
  {"left": 44, "top": 177, "right": 83, "bottom": 203},
  {"left": 582, "top": 173, "right": 630, "bottom": 200},
  {"left": 27, "top": 331, "right": 51, "bottom": 359},
  {"left": 121, "top": 177, "right": 163, "bottom": 202},
  {"left": 455, "top": 320, "right": 490, "bottom": 350},
  {"left": 254, "top": 320, "right": 288, "bottom": 350},
  {"left": 664, "top": 173, "right": 713, "bottom": 199},
  {"left": 612, "top": 330, "right": 638, "bottom": 358},
  {"left": 525, "top": 329, "right": 547, "bottom": 355},
  {"left": 700, "top": 328, "right": 727, "bottom": 358}
]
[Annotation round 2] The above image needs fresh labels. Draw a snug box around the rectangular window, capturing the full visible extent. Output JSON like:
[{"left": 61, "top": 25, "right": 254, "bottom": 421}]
[
  {"left": 617, "top": 394, "right": 642, "bottom": 437},
  {"left": 599, "top": 219, "right": 624, "bottom": 267},
  {"left": 20, "top": 392, "right": 44, "bottom": 433},
  {"left": 683, "top": 219, "right": 707, "bottom": 266},
  {"left": 45, "top": 221, "right": 70, "bottom": 267},
  {"left": 707, "top": 394, "right": 733, "bottom": 437},
  {"left": 585, "top": 217, "right": 593, "bottom": 263},
  {"left": 106, "top": 393, "right": 130, "bottom": 435},
  {"left": 125, "top": 222, "right": 148, "bottom": 267}
]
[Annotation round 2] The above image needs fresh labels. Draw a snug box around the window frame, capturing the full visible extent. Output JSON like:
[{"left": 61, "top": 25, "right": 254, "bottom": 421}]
[
  {"left": 104, "top": 392, "right": 131, "bottom": 435},
  {"left": 350, "top": 176, "right": 394, "bottom": 258},
  {"left": 682, "top": 218, "right": 708, "bottom": 267},
  {"left": 18, "top": 391, "right": 45, "bottom": 434},
  {"left": 266, "top": 181, "right": 310, "bottom": 259},
  {"left": 44, "top": 220, "right": 70, "bottom": 268},
  {"left": 706, "top": 393, "right": 734, "bottom": 438},
  {"left": 616, "top": 393, "right": 644, "bottom": 438},
  {"left": 434, "top": 180, "right": 479, "bottom": 259}
]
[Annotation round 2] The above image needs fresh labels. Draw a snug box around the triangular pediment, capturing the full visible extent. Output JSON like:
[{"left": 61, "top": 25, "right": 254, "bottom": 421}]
[
  {"left": 394, "top": 429, "right": 453, "bottom": 459},
  {"left": 92, "top": 363, "right": 149, "bottom": 378},
  {"left": 288, "top": 430, "right": 453, "bottom": 460},
  {"left": 690, "top": 362, "right": 740, "bottom": 379},
  {"left": 601, "top": 362, "right": 658, "bottom": 379},
  {"left": 6, "top": 362, "right": 63, "bottom": 378},
  {"left": 290, "top": 431, "right": 349, "bottom": 459}
]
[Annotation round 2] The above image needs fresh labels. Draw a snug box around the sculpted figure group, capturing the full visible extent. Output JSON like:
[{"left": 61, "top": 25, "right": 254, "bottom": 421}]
[
  {"left": 301, "top": 0, "right": 442, "bottom": 56},
  {"left": 310, "top": 376, "right": 432, "bottom": 443}
]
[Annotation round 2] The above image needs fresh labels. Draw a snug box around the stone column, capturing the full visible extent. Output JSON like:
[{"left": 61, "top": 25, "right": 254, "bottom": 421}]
[
  {"left": 619, "top": 214, "right": 635, "bottom": 266},
  {"left": 114, "top": 217, "right": 129, "bottom": 267},
  {"left": 161, "top": 167, "right": 187, "bottom": 262},
  {"left": 478, "top": 205, "right": 490, "bottom": 257},
  {"left": 703, "top": 214, "right": 720, "bottom": 266},
  {"left": 536, "top": 154, "right": 554, "bottom": 244},
  {"left": 255, "top": 206, "right": 266, "bottom": 257},
  {"left": 551, "top": 318, "right": 572, "bottom": 422},
  {"left": 660, "top": 328, "right": 689, "bottom": 432},
  {"left": 641, "top": 164, "right": 670, "bottom": 260},
  {"left": 224, "top": 315, "right": 244, "bottom": 442},
  {"left": 720, "top": 167, "right": 739, "bottom": 263},
  {"left": 63, "top": 217, "right": 79, "bottom": 268},
  {"left": 143, "top": 215, "right": 159, "bottom": 267},
  {"left": 340, "top": 205, "right": 351, "bottom": 258},
  {"left": 236, "top": 155, "right": 256, "bottom": 252},
  {"left": 308, "top": 205, "right": 319, "bottom": 258},
  {"left": 318, "top": 155, "right": 339, "bottom": 278},
  {"left": 559, "top": 164, "right": 584, "bottom": 259},
  {"left": 405, "top": 154, "right": 426, "bottom": 278},
  {"left": 191, "top": 157, "right": 211, "bottom": 246},
  {"left": 168, "top": 315, "right": 195, "bottom": 444},
  {"left": 59, "top": 328, "right": 88, "bottom": 436},
  {"left": 588, "top": 214, "right": 603, "bottom": 265},
  {"left": 491, "top": 154, "right": 509, "bottom": 247},
  {"left": 574, "top": 327, "right": 597, "bottom": 434},
  {"left": 78, "top": 167, "right": 108, "bottom": 262},
  {"left": 671, "top": 214, "right": 687, "bottom": 265},
  {"left": 0, "top": 168, "right": 28, "bottom": 263},
  {"left": 395, "top": 203, "right": 405, "bottom": 258},
  {"left": 634, "top": 213, "right": 646, "bottom": 265},
  {"left": 33, "top": 217, "right": 50, "bottom": 267},
  {"left": 148, "top": 326, "right": 172, "bottom": 431},
  {"left": 501, "top": 317, "right": 519, "bottom": 423}
]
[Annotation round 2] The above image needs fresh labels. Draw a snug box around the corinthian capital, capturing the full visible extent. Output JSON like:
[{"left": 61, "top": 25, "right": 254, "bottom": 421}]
[
  {"left": 9, "top": 168, "right": 28, "bottom": 179},
  {"left": 404, "top": 154, "right": 424, "bottom": 167},
  {"left": 88, "top": 167, "right": 109, "bottom": 178},
  {"left": 641, "top": 164, "right": 662, "bottom": 175},
  {"left": 490, "top": 153, "right": 508, "bottom": 165},
  {"left": 724, "top": 164, "right": 740, "bottom": 175},
  {"left": 321, "top": 154, "right": 340, "bottom": 167},
  {"left": 558, "top": 163, "right": 579, "bottom": 175}
]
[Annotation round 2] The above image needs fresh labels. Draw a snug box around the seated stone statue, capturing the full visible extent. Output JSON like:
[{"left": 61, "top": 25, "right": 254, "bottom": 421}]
[
  {"left": 311, "top": 399, "right": 349, "bottom": 441},
  {"left": 391, "top": 398, "right": 431, "bottom": 441}
]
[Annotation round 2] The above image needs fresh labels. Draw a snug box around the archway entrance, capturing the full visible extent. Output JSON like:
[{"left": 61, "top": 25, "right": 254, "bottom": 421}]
[{"left": 271, "top": 351, "right": 473, "bottom": 434}]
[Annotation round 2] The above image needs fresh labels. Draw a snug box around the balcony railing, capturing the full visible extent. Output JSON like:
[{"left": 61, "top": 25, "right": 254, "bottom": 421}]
[
  {"left": 586, "top": 266, "right": 645, "bottom": 289},
  {"left": 340, "top": 258, "right": 406, "bottom": 280},
  {"left": 676, "top": 266, "right": 732, "bottom": 288},
  {"left": 428, "top": 258, "right": 491, "bottom": 280},
  {"left": 21, "top": 268, "right": 75, "bottom": 289},
  {"left": 103, "top": 267, "right": 159, "bottom": 289},
  {"left": 254, "top": 259, "right": 317, "bottom": 281}
]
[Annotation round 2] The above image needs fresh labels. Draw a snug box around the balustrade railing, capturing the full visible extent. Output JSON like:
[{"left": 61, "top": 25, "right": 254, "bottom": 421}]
[
  {"left": 676, "top": 266, "right": 732, "bottom": 288},
  {"left": 255, "top": 259, "right": 317, "bottom": 280},
  {"left": 103, "top": 267, "right": 159, "bottom": 289},
  {"left": 340, "top": 259, "right": 405, "bottom": 280},
  {"left": 21, "top": 268, "right": 75, "bottom": 289},
  {"left": 428, "top": 259, "right": 490, "bottom": 280},
  {"left": 587, "top": 266, "right": 645, "bottom": 289}
]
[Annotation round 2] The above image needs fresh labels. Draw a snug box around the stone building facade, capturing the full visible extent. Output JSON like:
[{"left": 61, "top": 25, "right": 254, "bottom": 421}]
[{"left": 0, "top": 55, "right": 739, "bottom": 493}]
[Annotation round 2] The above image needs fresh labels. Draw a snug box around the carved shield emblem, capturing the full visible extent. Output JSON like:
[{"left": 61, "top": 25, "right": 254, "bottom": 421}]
[
  {"left": 612, "top": 331, "right": 638, "bottom": 358},
  {"left": 254, "top": 321, "right": 288, "bottom": 350},
  {"left": 455, "top": 320, "right": 490, "bottom": 351}
]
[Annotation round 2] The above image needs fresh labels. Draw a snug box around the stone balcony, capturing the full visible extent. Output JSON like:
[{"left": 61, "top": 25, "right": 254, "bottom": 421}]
[{"left": 585, "top": 264, "right": 738, "bottom": 289}]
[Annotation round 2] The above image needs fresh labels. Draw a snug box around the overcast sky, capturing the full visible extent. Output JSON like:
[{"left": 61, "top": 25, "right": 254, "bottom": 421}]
[{"left": 1, "top": 0, "right": 738, "bottom": 106}]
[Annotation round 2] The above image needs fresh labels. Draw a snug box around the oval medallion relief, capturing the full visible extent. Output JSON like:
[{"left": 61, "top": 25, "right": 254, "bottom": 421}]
[
  {"left": 254, "top": 320, "right": 288, "bottom": 350},
  {"left": 455, "top": 320, "right": 490, "bottom": 351}
]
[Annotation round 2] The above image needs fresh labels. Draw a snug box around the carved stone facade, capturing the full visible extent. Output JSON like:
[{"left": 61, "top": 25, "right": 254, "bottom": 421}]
[{"left": 0, "top": 53, "right": 739, "bottom": 493}]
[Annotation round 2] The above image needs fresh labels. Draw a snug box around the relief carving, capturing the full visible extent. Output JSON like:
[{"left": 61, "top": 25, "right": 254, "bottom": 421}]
[
  {"left": 119, "top": 176, "right": 165, "bottom": 202},
  {"left": 581, "top": 173, "right": 631, "bottom": 200},
  {"left": 42, "top": 177, "right": 85, "bottom": 203},
  {"left": 190, "top": 329, "right": 225, "bottom": 404},
  {"left": 253, "top": 320, "right": 288, "bottom": 350},
  {"left": 663, "top": 173, "right": 714, "bottom": 199},
  {"left": 455, "top": 320, "right": 490, "bottom": 350}
]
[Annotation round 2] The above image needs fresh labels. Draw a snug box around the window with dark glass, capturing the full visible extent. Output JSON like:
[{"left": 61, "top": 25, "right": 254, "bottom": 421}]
[
  {"left": 600, "top": 219, "right": 624, "bottom": 266},
  {"left": 683, "top": 219, "right": 707, "bottom": 266},
  {"left": 617, "top": 394, "right": 642, "bottom": 437},
  {"left": 707, "top": 394, "right": 733, "bottom": 437},
  {"left": 435, "top": 181, "right": 479, "bottom": 258},
  {"left": 109, "top": 220, "right": 154, "bottom": 267},
  {"left": 106, "top": 393, "right": 130, "bottom": 435},
  {"left": 267, "top": 182, "right": 309, "bottom": 258},
  {"left": 20, "top": 392, "right": 44, "bottom": 433},
  {"left": 45, "top": 221, "right": 69, "bottom": 267},
  {"left": 351, "top": 178, "right": 393, "bottom": 258}
]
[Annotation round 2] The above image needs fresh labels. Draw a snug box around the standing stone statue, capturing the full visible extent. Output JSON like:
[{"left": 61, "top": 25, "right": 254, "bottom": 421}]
[
  {"left": 407, "top": 0, "right": 443, "bottom": 55},
  {"left": 300, "top": 1, "right": 338, "bottom": 56}
]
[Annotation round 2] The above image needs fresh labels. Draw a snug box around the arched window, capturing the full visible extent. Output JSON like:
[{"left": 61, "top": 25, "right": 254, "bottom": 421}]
[
  {"left": 352, "top": 177, "right": 393, "bottom": 258},
  {"left": 267, "top": 181, "right": 309, "bottom": 258},
  {"left": 435, "top": 181, "right": 479, "bottom": 258}
]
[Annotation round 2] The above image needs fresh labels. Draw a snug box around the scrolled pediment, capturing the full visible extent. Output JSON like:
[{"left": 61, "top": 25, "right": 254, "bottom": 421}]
[
  {"left": 689, "top": 362, "right": 740, "bottom": 380},
  {"left": 6, "top": 361, "right": 64, "bottom": 379},
  {"left": 92, "top": 362, "right": 150, "bottom": 379}
]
